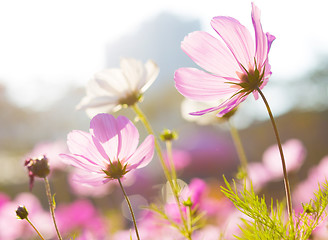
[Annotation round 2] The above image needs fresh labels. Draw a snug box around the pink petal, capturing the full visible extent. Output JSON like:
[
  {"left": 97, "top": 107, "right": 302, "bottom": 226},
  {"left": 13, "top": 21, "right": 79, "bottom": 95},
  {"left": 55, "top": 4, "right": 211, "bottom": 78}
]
[
  {"left": 211, "top": 16, "right": 255, "bottom": 70},
  {"left": 70, "top": 170, "right": 110, "bottom": 186},
  {"left": 190, "top": 105, "right": 222, "bottom": 116},
  {"left": 251, "top": 3, "right": 275, "bottom": 68},
  {"left": 181, "top": 31, "right": 239, "bottom": 78},
  {"left": 215, "top": 94, "right": 246, "bottom": 117},
  {"left": 66, "top": 130, "right": 107, "bottom": 167},
  {"left": 174, "top": 67, "right": 237, "bottom": 101},
  {"left": 116, "top": 116, "right": 139, "bottom": 160},
  {"left": 90, "top": 114, "right": 120, "bottom": 160},
  {"left": 127, "top": 135, "right": 154, "bottom": 169},
  {"left": 60, "top": 153, "right": 102, "bottom": 172}
]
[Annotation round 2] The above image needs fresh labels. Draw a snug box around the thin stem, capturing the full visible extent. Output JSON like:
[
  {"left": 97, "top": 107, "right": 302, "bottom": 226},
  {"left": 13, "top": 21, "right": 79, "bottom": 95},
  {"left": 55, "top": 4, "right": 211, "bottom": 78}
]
[
  {"left": 228, "top": 120, "right": 249, "bottom": 181},
  {"left": 117, "top": 178, "right": 140, "bottom": 240},
  {"left": 256, "top": 88, "right": 294, "bottom": 235},
  {"left": 25, "top": 218, "right": 45, "bottom": 240},
  {"left": 131, "top": 104, "right": 189, "bottom": 235},
  {"left": 186, "top": 206, "right": 193, "bottom": 240},
  {"left": 44, "top": 177, "right": 63, "bottom": 240},
  {"left": 165, "top": 140, "right": 178, "bottom": 188}
]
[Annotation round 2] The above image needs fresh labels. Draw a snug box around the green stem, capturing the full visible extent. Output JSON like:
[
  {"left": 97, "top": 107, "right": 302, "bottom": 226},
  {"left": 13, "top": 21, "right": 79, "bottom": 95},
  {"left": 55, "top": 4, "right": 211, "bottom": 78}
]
[
  {"left": 117, "top": 178, "right": 140, "bottom": 240},
  {"left": 256, "top": 88, "right": 294, "bottom": 235},
  {"left": 25, "top": 218, "right": 45, "bottom": 240},
  {"left": 165, "top": 140, "right": 178, "bottom": 188},
  {"left": 186, "top": 206, "right": 193, "bottom": 240},
  {"left": 131, "top": 104, "right": 189, "bottom": 236},
  {"left": 44, "top": 177, "right": 63, "bottom": 240},
  {"left": 228, "top": 120, "right": 249, "bottom": 181}
]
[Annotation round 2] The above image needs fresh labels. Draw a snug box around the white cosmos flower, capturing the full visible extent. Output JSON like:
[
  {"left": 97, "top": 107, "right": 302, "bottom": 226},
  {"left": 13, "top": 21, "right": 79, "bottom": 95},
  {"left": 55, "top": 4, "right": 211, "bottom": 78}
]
[{"left": 77, "top": 58, "right": 159, "bottom": 117}]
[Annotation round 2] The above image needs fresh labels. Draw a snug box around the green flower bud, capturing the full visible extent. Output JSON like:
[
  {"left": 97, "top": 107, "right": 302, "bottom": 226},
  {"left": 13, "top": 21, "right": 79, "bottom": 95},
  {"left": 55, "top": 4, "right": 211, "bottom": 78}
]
[{"left": 160, "top": 129, "right": 178, "bottom": 141}]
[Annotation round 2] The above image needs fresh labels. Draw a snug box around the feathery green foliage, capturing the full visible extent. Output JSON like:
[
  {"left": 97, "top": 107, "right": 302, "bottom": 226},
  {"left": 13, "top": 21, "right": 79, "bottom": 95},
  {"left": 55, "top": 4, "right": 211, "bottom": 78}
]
[{"left": 221, "top": 176, "right": 328, "bottom": 240}]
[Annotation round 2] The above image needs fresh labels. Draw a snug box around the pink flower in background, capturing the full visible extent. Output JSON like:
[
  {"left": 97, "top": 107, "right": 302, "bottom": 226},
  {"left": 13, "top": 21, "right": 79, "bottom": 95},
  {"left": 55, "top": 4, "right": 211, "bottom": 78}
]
[
  {"left": 60, "top": 113, "right": 154, "bottom": 185},
  {"left": 293, "top": 156, "right": 328, "bottom": 207},
  {"left": 77, "top": 58, "right": 159, "bottom": 117},
  {"left": 165, "top": 178, "right": 207, "bottom": 223},
  {"left": 174, "top": 3, "right": 275, "bottom": 117},
  {"left": 24, "top": 140, "right": 68, "bottom": 171},
  {"left": 262, "top": 139, "right": 306, "bottom": 179},
  {"left": 0, "top": 192, "right": 54, "bottom": 240},
  {"left": 56, "top": 200, "right": 107, "bottom": 239},
  {"left": 164, "top": 149, "right": 191, "bottom": 171},
  {"left": 247, "top": 139, "right": 306, "bottom": 190}
]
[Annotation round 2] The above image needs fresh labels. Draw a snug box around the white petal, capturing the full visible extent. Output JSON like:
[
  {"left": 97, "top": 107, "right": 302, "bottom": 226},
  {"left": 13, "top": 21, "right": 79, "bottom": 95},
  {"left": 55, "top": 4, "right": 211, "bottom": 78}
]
[{"left": 140, "top": 59, "right": 159, "bottom": 93}]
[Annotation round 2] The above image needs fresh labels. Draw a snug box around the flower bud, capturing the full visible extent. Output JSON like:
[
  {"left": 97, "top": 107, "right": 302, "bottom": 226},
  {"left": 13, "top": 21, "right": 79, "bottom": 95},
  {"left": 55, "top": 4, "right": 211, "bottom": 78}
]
[
  {"left": 16, "top": 205, "right": 29, "bottom": 220},
  {"left": 160, "top": 129, "right": 178, "bottom": 141},
  {"left": 183, "top": 197, "right": 193, "bottom": 207},
  {"left": 25, "top": 155, "right": 50, "bottom": 190}
]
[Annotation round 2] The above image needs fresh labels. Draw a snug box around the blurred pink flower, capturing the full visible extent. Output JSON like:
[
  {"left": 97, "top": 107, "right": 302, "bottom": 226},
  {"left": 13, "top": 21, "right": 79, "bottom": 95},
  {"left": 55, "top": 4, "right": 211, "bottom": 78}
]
[
  {"left": 262, "top": 139, "right": 306, "bottom": 179},
  {"left": 293, "top": 156, "right": 328, "bottom": 207},
  {"left": 247, "top": 162, "right": 272, "bottom": 190},
  {"left": 0, "top": 192, "right": 54, "bottom": 240},
  {"left": 113, "top": 211, "right": 182, "bottom": 240},
  {"left": 56, "top": 199, "right": 107, "bottom": 239},
  {"left": 60, "top": 113, "right": 154, "bottom": 185},
  {"left": 77, "top": 58, "right": 159, "bottom": 117},
  {"left": 163, "top": 149, "right": 191, "bottom": 171},
  {"left": 248, "top": 139, "right": 306, "bottom": 190},
  {"left": 174, "top": 3, "right": 275, "bottom": 117},
  {"left": 165, "top": 178, "right": 207, "bottom": 223},
  {"left": 24, "top": 140, "right": 68, "bottom": 171}
]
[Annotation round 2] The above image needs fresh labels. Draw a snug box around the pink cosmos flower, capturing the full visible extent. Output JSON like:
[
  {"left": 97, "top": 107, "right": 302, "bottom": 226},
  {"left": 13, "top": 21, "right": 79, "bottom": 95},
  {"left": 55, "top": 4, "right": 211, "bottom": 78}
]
[
  {"left": 60, "top": 113, "right": 154, "bottom": 185},
  {"left": 174, "top": 3, "right": 275, "bottom": 117}
]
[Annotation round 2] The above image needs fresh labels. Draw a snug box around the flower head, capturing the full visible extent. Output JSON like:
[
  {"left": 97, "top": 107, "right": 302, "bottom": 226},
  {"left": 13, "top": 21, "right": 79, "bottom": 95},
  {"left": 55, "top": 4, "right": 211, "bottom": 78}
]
[
  {"left": 174, "top": 3, "right": 275, "bottom": 117},
  {"left": 77, "top": 58, "right": 159, "bottom": 117},
  {"left": 24, "top": 155, "right": 50, "bottom": 190},
  {"left": 60, "top": 113, "right": 154, "bottom": 186}
]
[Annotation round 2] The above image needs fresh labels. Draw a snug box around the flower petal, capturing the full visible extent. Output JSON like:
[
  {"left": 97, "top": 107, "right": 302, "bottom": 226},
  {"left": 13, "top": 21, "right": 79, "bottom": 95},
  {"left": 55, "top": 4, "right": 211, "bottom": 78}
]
[
  {"left": 60, "top": 153, "right": 102, "bottom": 172},
  {"left": 76, "top": 95, "right": 118, "bottom": 111},
  {"left": 90, "top": 114, "right": 121, "bottom": 160},
  {"left": 251, "top": 3, "right": 275, "bottom": 68},
  {"left": 140, "top": 60, "right": 159, "bottom": 93},
  {"left": 181, "top": 31, "right": 239, "bottom": 78},
  {"left": 189, "top": 105, "right": 222, "bottom": 116},
  {"left": 84, "top": 103, "right": 119, "bottom": 118},
  {"left": 211, "top": 16, "right": 255, "bottom": 70},
  {"left": 215, "top": 94, "right": 246, "bottom": 117},
  {"left": 116, "top": 116, "right": 139, "bottom": 160},
  {"left": 92, "top": 69, "right": 128, "bottom": 95},
  {"left": 66, "top": 130, "right": 107, "bottom": 168},
  {"left": 127, "top": 135, "right": 154, "bottom": 169},
  {"left": 174, "top": 67, "right": 237, "bottom": 101},
  {"left": 120, "top": 58, "right": 145, "bottom": 91},
  {"left": 70, "top": 170, "right": 110, "bottom": 186}
]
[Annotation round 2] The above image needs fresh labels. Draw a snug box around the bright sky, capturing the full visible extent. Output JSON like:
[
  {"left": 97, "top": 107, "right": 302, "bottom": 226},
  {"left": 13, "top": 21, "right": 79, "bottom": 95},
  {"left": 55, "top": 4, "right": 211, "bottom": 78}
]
[{"left": 0, "top": 0, "right": 327, "bottom": 108}]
